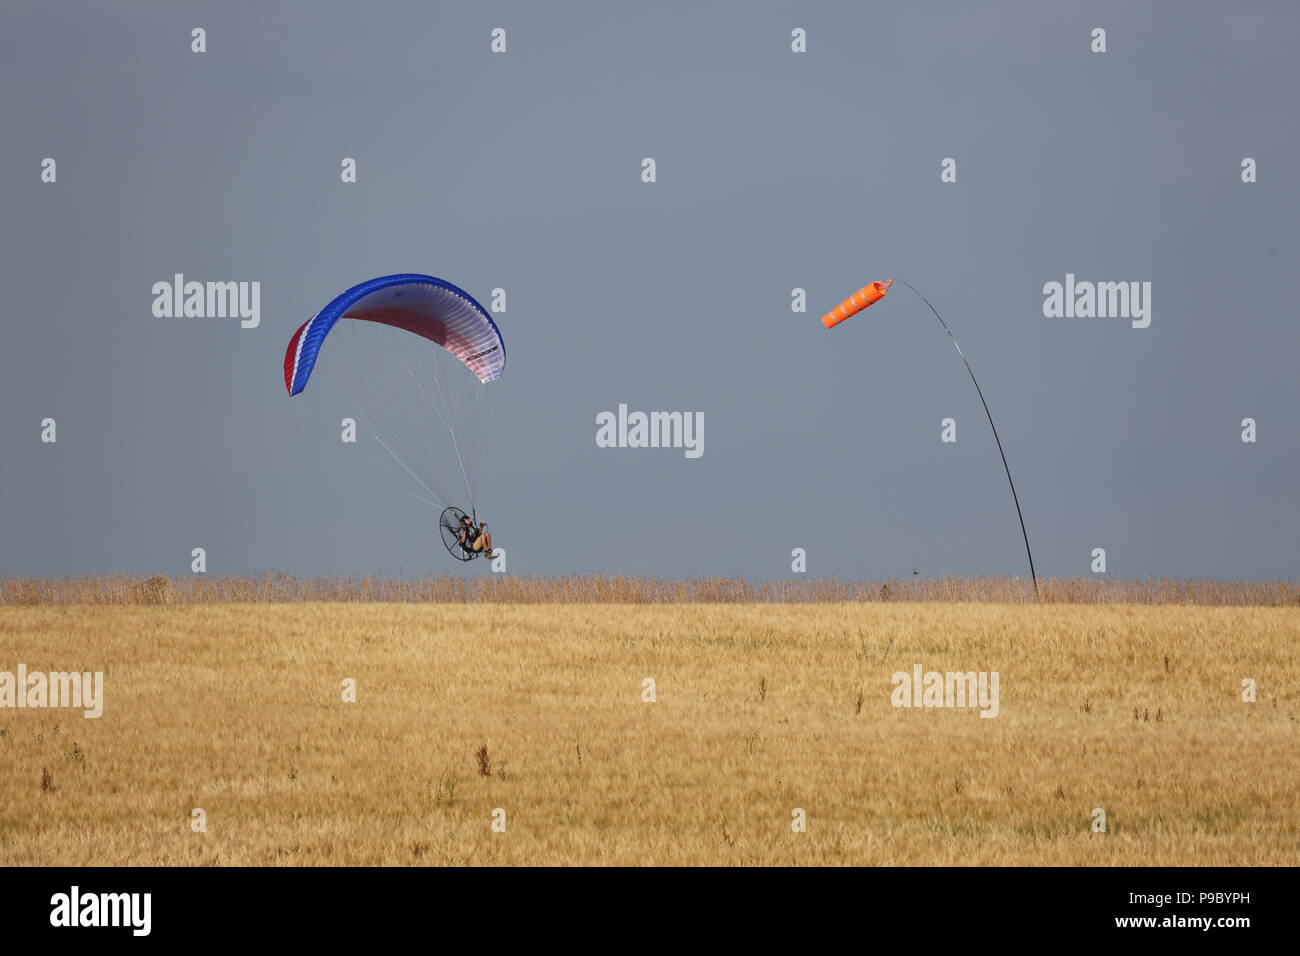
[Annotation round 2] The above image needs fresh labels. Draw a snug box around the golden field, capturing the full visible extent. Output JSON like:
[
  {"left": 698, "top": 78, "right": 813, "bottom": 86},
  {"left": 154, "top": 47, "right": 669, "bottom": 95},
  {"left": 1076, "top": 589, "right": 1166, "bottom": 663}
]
[
  {"left": 1, "top": 599, "right": 1297, "bottom": 866},
  {"left": 4, "top": 572, "right": 1299, "bottom": 605}
]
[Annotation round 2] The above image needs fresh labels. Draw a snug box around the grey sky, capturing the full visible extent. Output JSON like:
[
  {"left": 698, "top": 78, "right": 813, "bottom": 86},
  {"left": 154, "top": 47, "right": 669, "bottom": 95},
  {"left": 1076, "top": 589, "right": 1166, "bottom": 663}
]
[{"left": 2, "top": 1, "right": 1296, "bottom": 580}]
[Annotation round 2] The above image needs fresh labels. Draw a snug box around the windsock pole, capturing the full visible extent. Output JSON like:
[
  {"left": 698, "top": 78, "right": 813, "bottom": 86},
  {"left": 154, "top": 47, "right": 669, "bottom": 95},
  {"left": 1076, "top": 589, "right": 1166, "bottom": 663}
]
[{"left": 821, "top": 277, "right": 1039, "bottom": 599}]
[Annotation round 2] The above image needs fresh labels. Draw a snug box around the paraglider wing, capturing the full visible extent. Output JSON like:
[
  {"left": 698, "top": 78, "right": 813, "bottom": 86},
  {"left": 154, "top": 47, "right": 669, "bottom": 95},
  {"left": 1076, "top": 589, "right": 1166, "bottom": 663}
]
[
  {"left": 283, "top": 274, "right": 505, "bottom": 396},
  {"left": 282, "top": 273, "right": 505, "bottom": 520}
]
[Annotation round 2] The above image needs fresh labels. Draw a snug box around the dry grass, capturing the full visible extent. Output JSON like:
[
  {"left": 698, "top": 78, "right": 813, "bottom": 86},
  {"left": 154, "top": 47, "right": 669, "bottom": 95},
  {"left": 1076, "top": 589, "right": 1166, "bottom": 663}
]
[
  {"left": 2, "top": 573, "right": 1298, "bottom": 606},
  {"left": 1, "top": 601, "right": 1296, "bottom": 866}
]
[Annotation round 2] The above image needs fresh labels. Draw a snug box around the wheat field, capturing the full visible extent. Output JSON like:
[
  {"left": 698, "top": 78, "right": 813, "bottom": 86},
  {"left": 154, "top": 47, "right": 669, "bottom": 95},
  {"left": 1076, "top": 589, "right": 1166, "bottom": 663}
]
[
  {"left": 4, "top": 573, "right": 1299, "bottom": 606},
  {"left": 1, "top": 598, "right": 1297, "bottom": 866}
]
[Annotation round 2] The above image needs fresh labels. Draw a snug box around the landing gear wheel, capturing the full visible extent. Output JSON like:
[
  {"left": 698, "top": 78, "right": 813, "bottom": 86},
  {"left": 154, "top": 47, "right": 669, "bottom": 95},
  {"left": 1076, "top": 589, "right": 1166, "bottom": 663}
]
[{"left": 439, "top": 506, "right": 477, "bottom": 561}]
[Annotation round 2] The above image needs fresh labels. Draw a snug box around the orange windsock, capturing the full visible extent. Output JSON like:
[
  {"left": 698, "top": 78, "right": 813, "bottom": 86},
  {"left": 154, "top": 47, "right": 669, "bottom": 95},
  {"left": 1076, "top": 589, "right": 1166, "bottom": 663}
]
[{"left": 821, "top": 279, "right": 893, "bottom": 328}]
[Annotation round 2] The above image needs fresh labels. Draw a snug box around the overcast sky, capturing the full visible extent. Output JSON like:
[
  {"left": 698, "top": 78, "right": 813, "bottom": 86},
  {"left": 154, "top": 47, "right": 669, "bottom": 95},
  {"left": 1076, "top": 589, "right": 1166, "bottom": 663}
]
[{"left": 2, "top": 0, "right": 1296, "bottom": 581}]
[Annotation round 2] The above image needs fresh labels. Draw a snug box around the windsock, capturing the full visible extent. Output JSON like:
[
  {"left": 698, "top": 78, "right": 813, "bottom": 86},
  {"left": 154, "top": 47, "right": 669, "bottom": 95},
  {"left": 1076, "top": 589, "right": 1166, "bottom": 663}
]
[{"left": 821, "top": 279, "right": 893, "bottom": 328}]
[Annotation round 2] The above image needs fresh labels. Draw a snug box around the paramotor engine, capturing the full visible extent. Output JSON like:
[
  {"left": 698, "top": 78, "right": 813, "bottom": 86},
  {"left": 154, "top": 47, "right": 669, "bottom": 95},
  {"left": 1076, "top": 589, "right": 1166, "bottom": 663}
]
[{"left": 439, "top": 507, "right": 481, "bottom": 561}]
